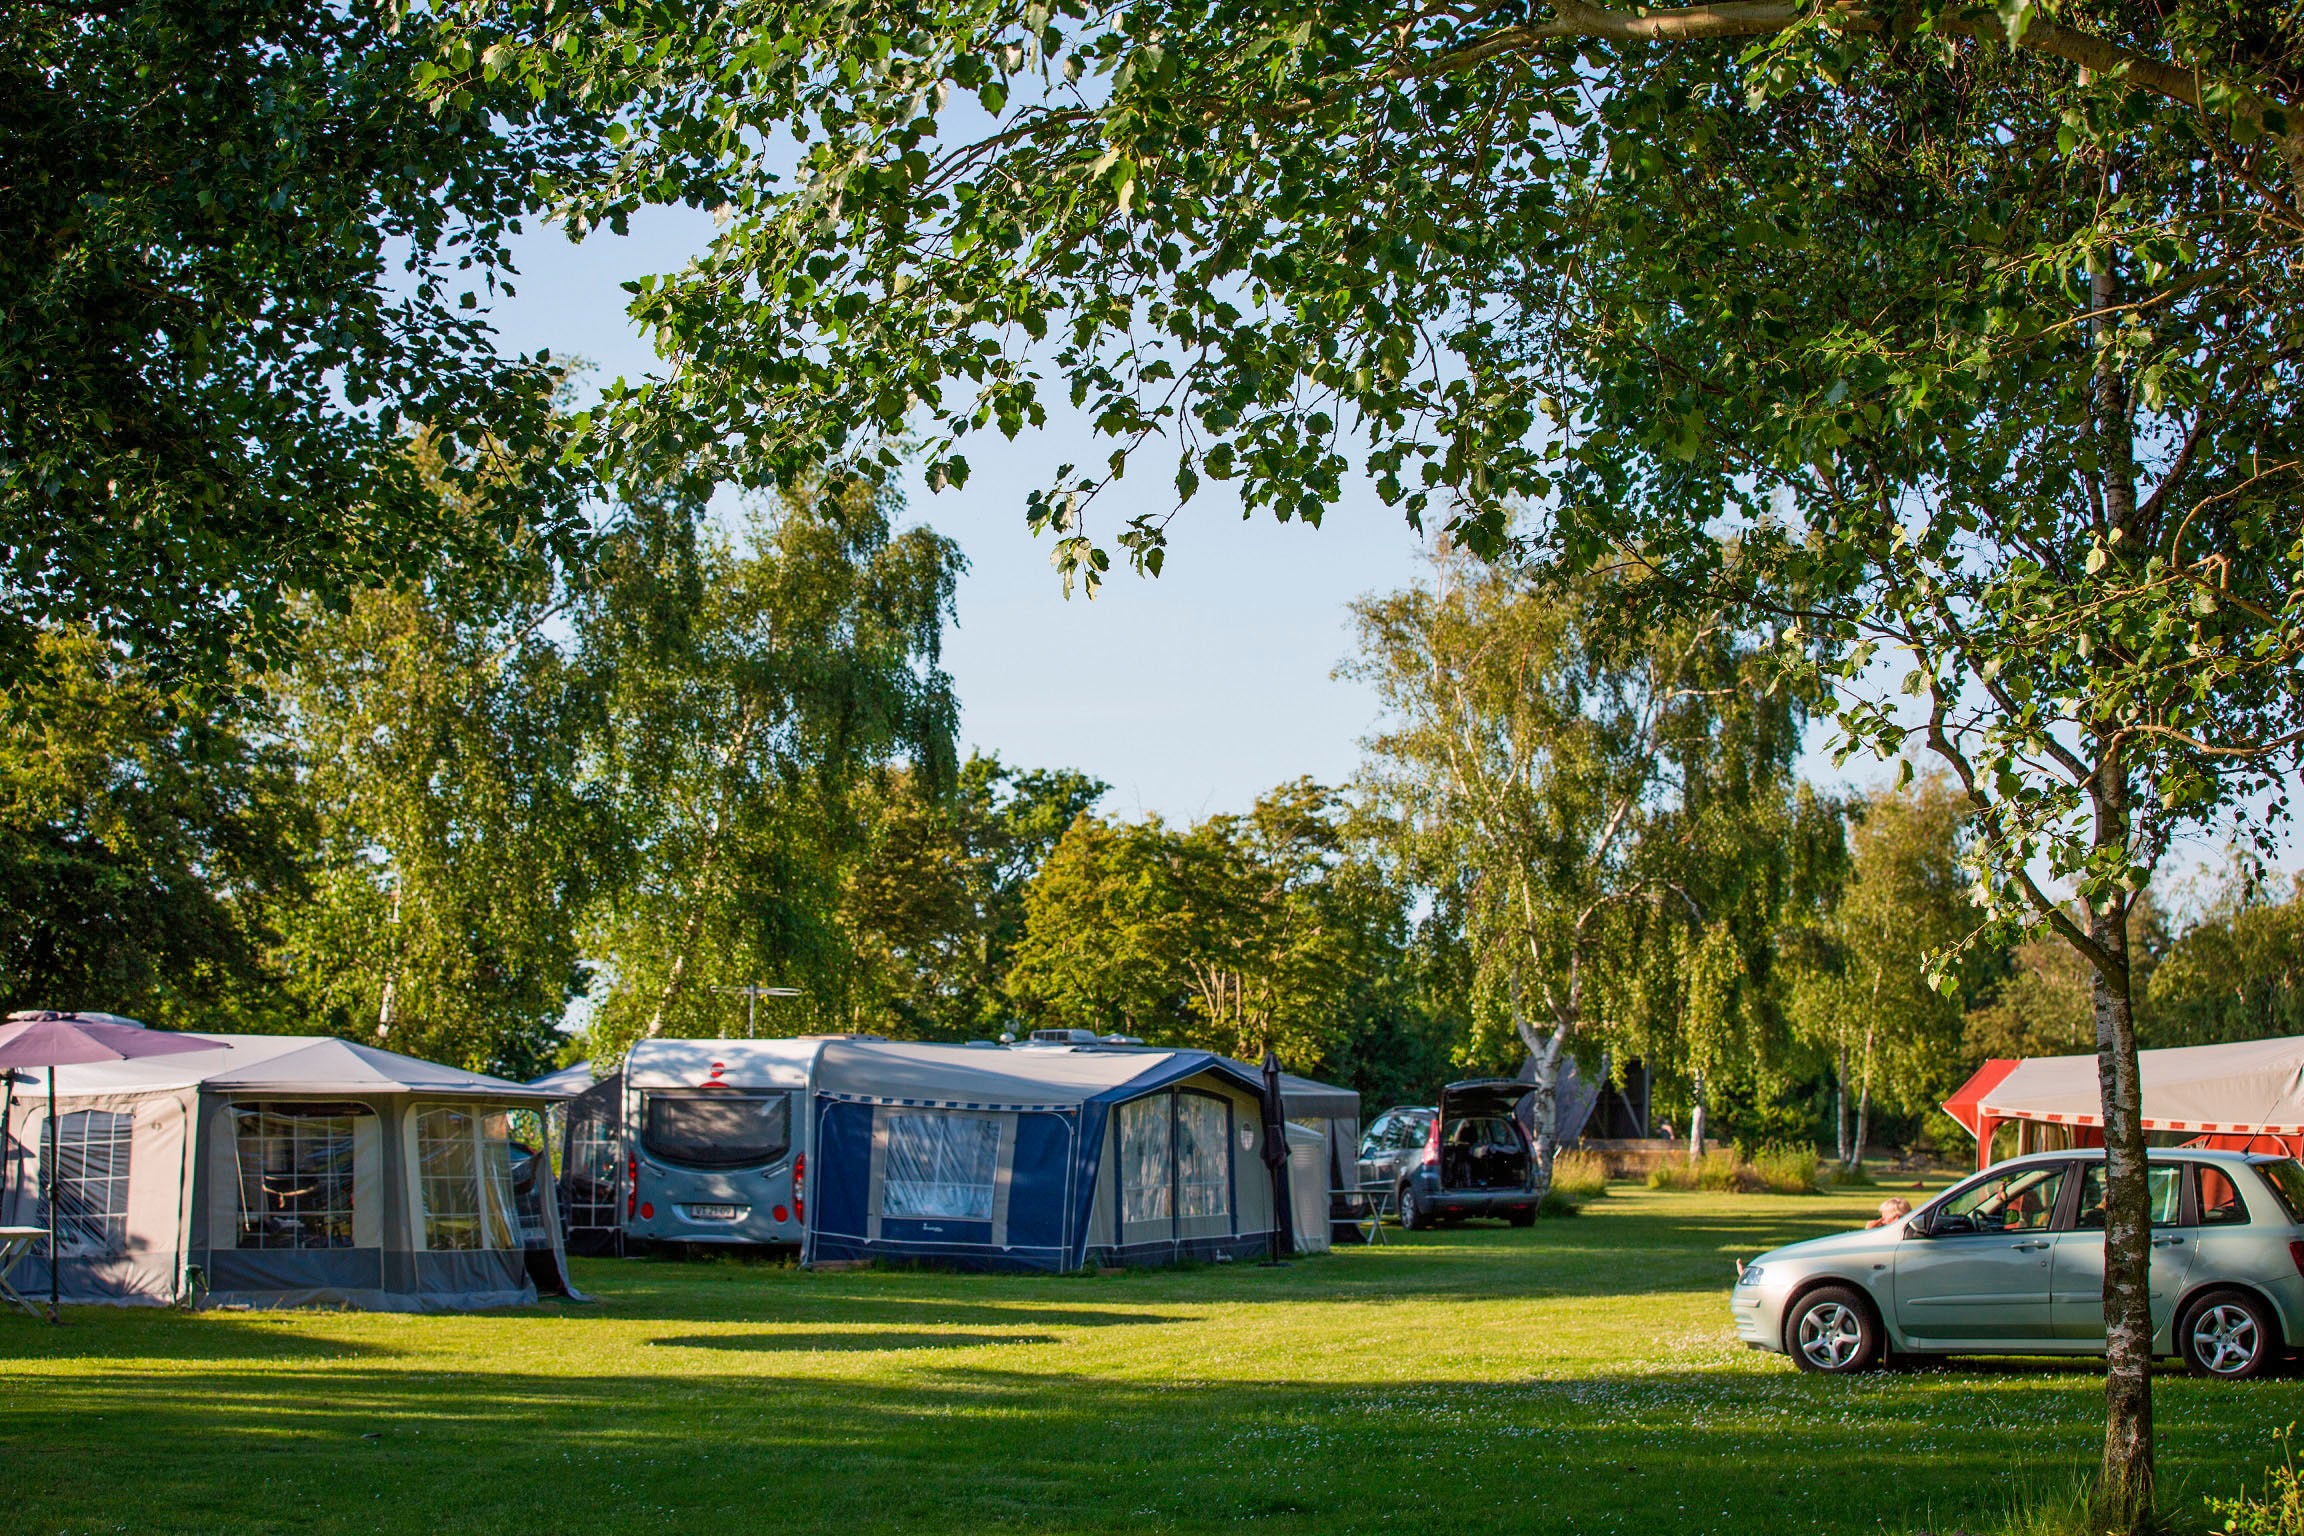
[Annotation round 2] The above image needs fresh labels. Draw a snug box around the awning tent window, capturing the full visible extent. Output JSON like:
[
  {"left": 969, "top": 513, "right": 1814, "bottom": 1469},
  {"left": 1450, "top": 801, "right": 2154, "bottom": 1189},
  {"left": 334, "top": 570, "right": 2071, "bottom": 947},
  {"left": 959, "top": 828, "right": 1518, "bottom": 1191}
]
[
  {"left": 565, "top": 1102, "right": 621, "bottom": 1232},
  {"left": 506, "top": 1107, "right": 555, "bottom": 1249},
  {"left": 46, "top": 1109, "right": 133, "bottom": 1258},
  {"left": 232, "top": 1103, "right": 368, "bottom": 1249},
  {"left": 882, "top": 1111, "right": 1001, "bottom": 1220},
  {"left": 1176, "top": 1093, "right": 1230, "bottom": 1220},
  {"left": 1120, "top": 1096, "right": 1174, "bottom": 1225},
  {"left": 416, "top": 1106, "right": 519, "bottom": 1251},
  {"left": 641, "top": 1090, "right": 792, "bottom": 1169}
]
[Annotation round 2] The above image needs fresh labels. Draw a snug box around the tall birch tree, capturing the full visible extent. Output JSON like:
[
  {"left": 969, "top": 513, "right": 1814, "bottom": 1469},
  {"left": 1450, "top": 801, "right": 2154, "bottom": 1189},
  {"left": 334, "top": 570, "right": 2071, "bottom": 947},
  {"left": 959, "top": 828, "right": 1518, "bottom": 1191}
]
[{"left": 1349, "top": 559, "right": 1814, "bottom": 1195}]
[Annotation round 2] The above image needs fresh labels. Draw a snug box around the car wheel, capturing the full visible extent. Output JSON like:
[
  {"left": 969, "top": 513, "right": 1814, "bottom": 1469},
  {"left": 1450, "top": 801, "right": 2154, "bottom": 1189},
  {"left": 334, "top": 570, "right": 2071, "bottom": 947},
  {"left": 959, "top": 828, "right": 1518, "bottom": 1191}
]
[
  {"left": 1398, "top": 1186, "right": 1430, "bottom": 1231},
  {"left": 2179, "top": 1289, "right": 2280, "bottom": 1380},
  {"left": 1785, "top": 1286, "right": 1883, "bottom": 1375}
]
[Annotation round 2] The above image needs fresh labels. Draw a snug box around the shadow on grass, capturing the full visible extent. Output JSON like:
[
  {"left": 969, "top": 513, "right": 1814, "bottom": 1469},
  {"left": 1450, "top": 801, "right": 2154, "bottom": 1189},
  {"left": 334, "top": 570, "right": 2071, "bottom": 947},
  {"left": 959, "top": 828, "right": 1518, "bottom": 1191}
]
[
  {"left": 650, "top": 1329, "right": 1063, "bottom": 1352},
  {"left": 586, "top": 1290, "right": 1196, "bottom": 1330},
  {"left": 0, "top": 1310, "right": 403, "bottom": 1364},
  {"left": 6, "top": 1355, "right": 2294, "bottom": 1536}
]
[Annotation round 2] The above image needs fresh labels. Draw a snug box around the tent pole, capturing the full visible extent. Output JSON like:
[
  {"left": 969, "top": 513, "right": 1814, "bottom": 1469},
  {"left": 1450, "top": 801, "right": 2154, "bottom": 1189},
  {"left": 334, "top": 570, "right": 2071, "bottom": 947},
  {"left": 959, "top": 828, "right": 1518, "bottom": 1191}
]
[
  {"left": 46, "top": 1065, "right": 59, "bottom": 1324},
  {"left": 0, "top": 1070, "right": 13, "bottom": 1227}
]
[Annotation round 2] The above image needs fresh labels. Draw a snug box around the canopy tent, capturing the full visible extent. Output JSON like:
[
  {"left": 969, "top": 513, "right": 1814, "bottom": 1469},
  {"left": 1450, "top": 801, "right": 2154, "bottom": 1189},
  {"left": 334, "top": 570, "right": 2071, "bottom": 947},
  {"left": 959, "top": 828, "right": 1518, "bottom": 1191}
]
[
  {"left": 1, "top": 1035, "right": 577, "bottom": 1310},
  {"left": 1942, "top": 1036, "right": 2304, "bottom": 1170},
  {"left": 804, "top": 1040, "right": 1288, "bottom": 1272}
]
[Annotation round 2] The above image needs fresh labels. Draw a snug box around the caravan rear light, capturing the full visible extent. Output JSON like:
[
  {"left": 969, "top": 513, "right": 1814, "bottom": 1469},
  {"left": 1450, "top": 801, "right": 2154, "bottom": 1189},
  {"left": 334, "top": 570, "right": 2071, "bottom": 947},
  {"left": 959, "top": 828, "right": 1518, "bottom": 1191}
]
[
  {"left": 627, "top": 1153, "right": 639, "bottom": 1218},
  {"left": 639, "top": 1201, "right": 655, "bottom": 1220},
  {"left": 773, "top": 1205, "right": 790, "bottom": 1223},
  {"left": 793, "top": 1152, "right": 806, "bottom": 1223}
]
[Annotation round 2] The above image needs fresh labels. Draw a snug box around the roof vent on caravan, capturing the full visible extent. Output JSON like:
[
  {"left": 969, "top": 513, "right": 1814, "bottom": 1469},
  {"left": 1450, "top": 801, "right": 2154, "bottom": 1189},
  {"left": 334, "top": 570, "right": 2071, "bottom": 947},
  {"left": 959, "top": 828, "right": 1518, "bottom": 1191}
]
[
  {"left": 1025, "top": 1028, "right": 1104, "bottom": 1047},
  {"left": 1099, "top": 1034, "right": 1146, "bottom": 1047}
]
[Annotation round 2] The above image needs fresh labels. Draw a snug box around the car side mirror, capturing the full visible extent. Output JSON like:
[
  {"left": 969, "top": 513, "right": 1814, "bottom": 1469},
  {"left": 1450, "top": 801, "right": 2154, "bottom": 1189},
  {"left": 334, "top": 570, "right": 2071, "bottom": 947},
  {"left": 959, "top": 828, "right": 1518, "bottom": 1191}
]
[{"left": 1902, "top": 1219, "right": 1930, "bottom": 1239}]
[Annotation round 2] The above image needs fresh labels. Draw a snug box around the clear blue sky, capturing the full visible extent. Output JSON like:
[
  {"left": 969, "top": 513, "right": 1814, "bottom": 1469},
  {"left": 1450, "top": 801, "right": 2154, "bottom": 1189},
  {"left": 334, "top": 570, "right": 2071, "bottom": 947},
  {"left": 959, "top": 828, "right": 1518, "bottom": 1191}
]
[
  {"left": 487, "top": 209, "right": 1433, "bottom": 820},
  {"left": 481, "top": 212, "right": 2294, "bottom": 890}
]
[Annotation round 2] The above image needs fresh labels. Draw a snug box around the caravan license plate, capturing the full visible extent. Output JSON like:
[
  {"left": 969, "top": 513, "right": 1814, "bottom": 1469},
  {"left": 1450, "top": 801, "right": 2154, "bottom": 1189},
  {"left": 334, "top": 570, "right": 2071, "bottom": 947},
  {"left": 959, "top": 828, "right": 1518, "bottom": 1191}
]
[{"left": 683, "top": 1204, "right": 746, "bottom": 1222}]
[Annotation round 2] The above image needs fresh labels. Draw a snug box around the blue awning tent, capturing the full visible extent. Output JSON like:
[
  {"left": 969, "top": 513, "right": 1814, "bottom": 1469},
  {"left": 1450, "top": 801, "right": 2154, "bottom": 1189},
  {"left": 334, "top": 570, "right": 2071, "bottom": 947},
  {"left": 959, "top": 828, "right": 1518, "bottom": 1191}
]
[{"left": 803, "top": 1040, "right": 1289, "bottom": 1272}]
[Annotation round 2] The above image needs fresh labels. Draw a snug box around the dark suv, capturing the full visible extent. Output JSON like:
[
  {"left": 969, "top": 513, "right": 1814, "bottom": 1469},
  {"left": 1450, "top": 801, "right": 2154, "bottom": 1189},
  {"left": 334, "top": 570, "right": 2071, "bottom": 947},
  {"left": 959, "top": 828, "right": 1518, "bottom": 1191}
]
[{"left": 1357, "top": 1080, "right": 1538, "bottom": 1229}]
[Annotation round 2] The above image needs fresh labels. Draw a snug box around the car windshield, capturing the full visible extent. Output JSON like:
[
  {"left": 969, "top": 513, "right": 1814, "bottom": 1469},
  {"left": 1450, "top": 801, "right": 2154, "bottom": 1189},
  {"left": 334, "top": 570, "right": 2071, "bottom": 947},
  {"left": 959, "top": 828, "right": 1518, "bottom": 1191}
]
[
  {"left": 1933, "top": 1163, "right": 2066, "bottom": 1233},
  {"left": 2256, "top": 1159, "right": 2304, "bottom": 1223}
]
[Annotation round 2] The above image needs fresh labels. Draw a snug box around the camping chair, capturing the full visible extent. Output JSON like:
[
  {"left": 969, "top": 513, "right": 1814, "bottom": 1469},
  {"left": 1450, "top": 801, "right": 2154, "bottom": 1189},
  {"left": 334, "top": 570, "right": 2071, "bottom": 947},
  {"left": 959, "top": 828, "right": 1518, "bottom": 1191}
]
[{"left": 0, "top": 1227, "right": 44, "bottom": 1317}]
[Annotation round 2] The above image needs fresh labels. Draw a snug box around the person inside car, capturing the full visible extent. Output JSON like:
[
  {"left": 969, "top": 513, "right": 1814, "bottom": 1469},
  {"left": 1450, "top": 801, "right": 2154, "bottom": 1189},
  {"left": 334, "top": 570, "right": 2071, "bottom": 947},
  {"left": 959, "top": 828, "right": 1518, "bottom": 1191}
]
[{"left": 1863, "top": 1197, "right": 1911, "bottom": 1229}]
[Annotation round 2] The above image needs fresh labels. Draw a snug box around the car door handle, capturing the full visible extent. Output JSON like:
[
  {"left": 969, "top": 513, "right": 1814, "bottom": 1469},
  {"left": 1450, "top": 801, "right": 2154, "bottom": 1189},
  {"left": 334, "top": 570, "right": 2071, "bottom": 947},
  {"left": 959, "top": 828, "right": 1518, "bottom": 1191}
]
[
  {"left": 2150, "top": 1236, "right": 2184, "bottom": 1248},
  {"left": 2011, "top": 1240, "right": 2051, "bottom": 1251}
]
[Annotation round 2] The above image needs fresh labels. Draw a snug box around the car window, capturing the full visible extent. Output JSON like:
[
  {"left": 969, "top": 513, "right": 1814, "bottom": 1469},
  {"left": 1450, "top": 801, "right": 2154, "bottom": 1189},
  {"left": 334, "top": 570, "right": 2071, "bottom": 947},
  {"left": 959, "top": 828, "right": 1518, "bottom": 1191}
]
[
  {"left": 2072, "top": 1163, "right": 2183, "bottom": 1229},
  {"left": 1933, "top": 1164, "right": 2067, "bottom": 1234},
  {"left": 1358, "top": 1117, "right": 1393, "bottom": 1160},
  {"left": 2193, "top": 1164, "right": 2252, "bottom": 1226},
  {"left": 1393, "top": 1115, "right": 1432, "bottom": 1150},
  {"left": 2256, "top": 1160, "right": 2304, "bottom": 1223}
]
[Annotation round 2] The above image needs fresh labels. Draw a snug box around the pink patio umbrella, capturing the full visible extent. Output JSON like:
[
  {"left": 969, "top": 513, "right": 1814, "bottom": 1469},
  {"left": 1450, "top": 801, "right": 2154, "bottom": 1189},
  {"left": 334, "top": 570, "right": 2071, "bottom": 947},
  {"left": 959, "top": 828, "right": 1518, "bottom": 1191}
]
[{"left": 0, "top": 1013, "right": 230, "bottom": 1322}]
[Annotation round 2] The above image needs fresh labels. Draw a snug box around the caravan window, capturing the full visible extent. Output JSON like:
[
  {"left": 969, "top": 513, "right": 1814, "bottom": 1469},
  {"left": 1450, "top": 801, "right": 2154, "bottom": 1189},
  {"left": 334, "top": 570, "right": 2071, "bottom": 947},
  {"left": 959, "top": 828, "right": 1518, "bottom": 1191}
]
[
  {"left": 882, "top": 1111, "right": 1001, "bottom": 1221},
  {"left": 641, "top": 1090, "right": 792, "bottom": 1169},
  {"left": 1119, "top": 1096, "right": 1174, "bottom": 1225},
  {"left": 46, "top": 1110, "right": 132, "bottom": 1257},
  {"left": 233, "top": 1103, "right": 369, "bottom": 1249},
  {"left": 1176, "top": 1094, "right": 1231, "bottom": 1220},
  {"left": 415, "top": 1106, "right": 519, "bottom": 1251}
]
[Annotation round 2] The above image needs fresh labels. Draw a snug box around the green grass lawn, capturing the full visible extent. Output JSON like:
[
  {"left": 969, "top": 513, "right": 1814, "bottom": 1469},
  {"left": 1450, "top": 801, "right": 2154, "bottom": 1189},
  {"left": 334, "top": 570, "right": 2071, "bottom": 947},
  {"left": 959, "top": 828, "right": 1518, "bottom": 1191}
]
[{"left": 2, "top": 1182, "right": 2295, "bottom": 1535}]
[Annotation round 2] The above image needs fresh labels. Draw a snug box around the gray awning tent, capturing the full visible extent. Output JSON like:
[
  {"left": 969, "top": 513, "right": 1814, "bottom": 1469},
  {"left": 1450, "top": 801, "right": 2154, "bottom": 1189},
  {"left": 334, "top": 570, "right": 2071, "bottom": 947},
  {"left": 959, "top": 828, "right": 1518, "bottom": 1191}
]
[
  {"left": 524, "top": 1060, "right": 627, "bottom": 1257},
  {"left": 1216, "top": 1056, "right": 1359, "bottom": 1180},
  {"left": 805, "top": 1040, "right": 1297, "bottom": 1272},
  {"left": 525, "top": 1061, "right": 597, "bottom": 1096},
  {"left": 0, "top": 1035, "right": 577, "bottom": 1311}
]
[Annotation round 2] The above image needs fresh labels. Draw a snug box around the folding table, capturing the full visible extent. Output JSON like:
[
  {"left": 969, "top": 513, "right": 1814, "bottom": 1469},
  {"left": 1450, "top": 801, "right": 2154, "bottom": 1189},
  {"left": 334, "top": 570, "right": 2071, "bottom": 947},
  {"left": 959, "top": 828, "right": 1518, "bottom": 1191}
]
[{"left": 0, "top": 1226, "right": 44, "bottom": 1317}]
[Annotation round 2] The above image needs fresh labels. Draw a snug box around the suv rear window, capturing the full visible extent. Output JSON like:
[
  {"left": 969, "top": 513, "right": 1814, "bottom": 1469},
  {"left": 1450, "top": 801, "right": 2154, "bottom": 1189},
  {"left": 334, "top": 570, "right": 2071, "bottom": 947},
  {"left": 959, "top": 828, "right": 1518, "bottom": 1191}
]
[
  {"left": 641, "top": 1090, "right": 792, "bottom": 1169},
  {"left": 2255, "top": 1159, "right": 2304, "bottom": 1223},
  {"left": 1444, "top": 1117, "right": 1525, "bottom": 1149}
]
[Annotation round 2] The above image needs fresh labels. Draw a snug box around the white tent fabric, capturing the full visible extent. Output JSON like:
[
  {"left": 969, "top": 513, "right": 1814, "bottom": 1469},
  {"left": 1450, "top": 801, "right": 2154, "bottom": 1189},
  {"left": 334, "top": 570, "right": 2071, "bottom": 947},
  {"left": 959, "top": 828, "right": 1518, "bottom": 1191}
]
[
  {"left": 1, "top": 1035, "right": 573, "bottom": 1310},
  {"left": 1286, "top": 1122, "right": 1330, "bottom": 1255},
  {"left": 1977, "top": 1035, "right": 2304, "bottom": 1136}
]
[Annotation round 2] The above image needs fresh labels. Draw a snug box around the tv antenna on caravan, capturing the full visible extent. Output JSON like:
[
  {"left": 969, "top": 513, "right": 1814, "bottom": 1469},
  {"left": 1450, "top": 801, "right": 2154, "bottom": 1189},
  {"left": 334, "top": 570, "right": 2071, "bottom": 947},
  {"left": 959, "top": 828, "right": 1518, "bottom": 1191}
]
[{"left": 714, "top": 985, "right": 802, "bottom": 1037}]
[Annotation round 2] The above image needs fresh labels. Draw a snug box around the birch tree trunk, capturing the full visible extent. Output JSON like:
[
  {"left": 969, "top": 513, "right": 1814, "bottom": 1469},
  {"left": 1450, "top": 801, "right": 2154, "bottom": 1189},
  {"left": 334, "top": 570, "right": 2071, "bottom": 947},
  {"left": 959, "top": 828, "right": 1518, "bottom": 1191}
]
[
  {"left": 1688, "top": 1074, "right": 1707, "bottom": 1162},
  {"left": 2091, "top": 749, "right": 2154, "bottom": 1527},
  {"left": 1516, "top": 1023, "right": 1571, "bottom": 1203},
  {"left": 1848, "top": 1020, "right": 1876, "bottom": 1172},
  {"left": 376, "top": 882, "right": 403, "bottom": 1041},
  {"left": 2087, "top": 258, "right": 2154, "bottom": 1532},
  {"left": 1834, "top": 1040, "right": 1850, "bottom": 1166}
]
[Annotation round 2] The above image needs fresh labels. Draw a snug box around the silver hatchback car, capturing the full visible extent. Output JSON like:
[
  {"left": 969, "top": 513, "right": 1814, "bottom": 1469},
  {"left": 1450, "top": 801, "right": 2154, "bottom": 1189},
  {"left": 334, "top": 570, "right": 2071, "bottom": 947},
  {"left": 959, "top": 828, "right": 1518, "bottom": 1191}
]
[{"left": 1731, "top": 1149, "right": 2304, "bottom": 1378}]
